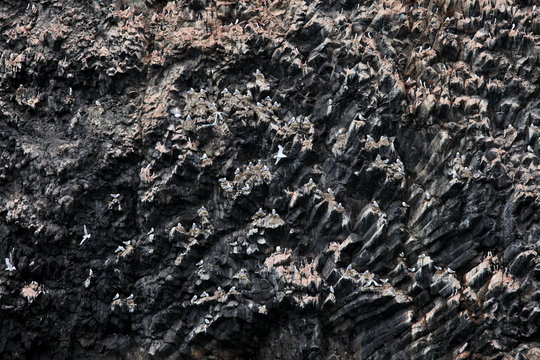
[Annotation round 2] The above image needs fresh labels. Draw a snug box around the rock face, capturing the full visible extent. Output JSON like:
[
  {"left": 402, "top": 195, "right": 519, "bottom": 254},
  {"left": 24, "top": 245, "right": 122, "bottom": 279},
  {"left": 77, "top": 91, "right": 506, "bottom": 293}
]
[{"left": 1, "top": 0, "right": 540, "bottom": 359}]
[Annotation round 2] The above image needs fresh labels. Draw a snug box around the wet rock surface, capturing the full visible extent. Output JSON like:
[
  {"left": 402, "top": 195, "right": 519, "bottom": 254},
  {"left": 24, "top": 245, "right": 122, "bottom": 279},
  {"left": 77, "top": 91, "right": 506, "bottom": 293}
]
[{"left": 1, "top": 0, "right": 540, "bottom": 359}]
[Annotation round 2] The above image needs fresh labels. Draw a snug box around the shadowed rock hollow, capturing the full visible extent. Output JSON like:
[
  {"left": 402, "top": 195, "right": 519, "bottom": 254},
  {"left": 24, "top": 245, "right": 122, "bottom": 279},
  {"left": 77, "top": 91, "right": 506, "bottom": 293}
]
[{"left": 1, "top": 0, "right": 540, "bottom": 359}]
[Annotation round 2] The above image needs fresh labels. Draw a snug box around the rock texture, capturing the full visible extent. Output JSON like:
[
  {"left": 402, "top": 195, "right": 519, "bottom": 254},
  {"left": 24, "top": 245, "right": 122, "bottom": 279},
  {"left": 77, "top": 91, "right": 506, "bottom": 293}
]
[{"left": 1, "top": 0, "right": 540, "bottom": 359}]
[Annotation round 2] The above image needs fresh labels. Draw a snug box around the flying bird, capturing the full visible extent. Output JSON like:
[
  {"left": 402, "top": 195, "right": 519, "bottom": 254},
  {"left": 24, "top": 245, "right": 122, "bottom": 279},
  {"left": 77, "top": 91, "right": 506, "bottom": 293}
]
[
  {"left": 273, "top": 145, "right": 287, "bottom": 164},
  {"left": 80, "top": 225, "right": 91, "bottom": 245}
]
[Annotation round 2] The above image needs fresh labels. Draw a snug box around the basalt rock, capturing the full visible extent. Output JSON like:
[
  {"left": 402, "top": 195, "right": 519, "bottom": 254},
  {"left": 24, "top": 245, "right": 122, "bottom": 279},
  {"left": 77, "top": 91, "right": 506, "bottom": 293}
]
[{"left": 1, "top": 0, "right": 540, "bottom": 359}]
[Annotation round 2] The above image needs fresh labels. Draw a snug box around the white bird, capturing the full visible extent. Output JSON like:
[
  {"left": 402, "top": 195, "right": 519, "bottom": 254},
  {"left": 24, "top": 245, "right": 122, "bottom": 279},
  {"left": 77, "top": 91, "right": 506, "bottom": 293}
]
[
  {"left": 218, "top": 177, "right": 227, "bottom": 183},
  {"left": 447, "top": 268, "right": 456, "bottom": 274},
  {"left": 111, "top": 193, "right": 120, "bottom": 199},
  {"left": 5, "top": 257, "right": 16, "bottom": 272},
  {"left": 114, "top": 246, "right": 125, "bottom": 253},
  {"left": 170, "top": 107, "right": 182, "bottom": 118},
  {"left": 434, "top": 266, "right": 442, "bottom": 271},
  {"left": 381, "top": 279, "right": 388, "bottom": 283},
  {"left": 200, "top": 291, "right": 209, "bottom": 298},
  {"left": 122, "top": 240, "right": 130, "bottom": 246},
  {"left": 246, "top": 90, "right": 252, "bottom": 97},
  {"left": 235, "top": 168, "right": 241, "bottom": 174},
  {"left": 221, "top": 88, "right": 229, "bottom": 94},
  {"left": 527, "top": 145, "right": 533, "bottom": 153},
  {"left": 399, "top": 252, "right": 405, "bottom": 258},
  {"left": 147, "top": 228, "right": 154, "bottom": 235},
  {"left": 113, "top": 293, "right": 120, "bottom": 301},
  {"left": 233, "top": 89, "right": 240, "bottom": 95},
  {"left": 407, "top": 267, "right": 416, "bottom": 272},
  {"left": 196, "top": 260, "right": 204, "bottom": 266},
  {"left": 402, "top": 202, "right": 410, "bottom": 208},
  {"left": 191, "top": 295, "right": 198, "bottom": 303},
  {"left": 126, "top": 294, "right": 134, "bottom": 300},
  {"left": 271, "top": 209, "right": 277, "bottom": 216},
  {"left": 366, "top": 135, "right": 374, "bottom": 142},
  {"left": 273, "top": 145, "right": 287, "bottom": 164},
  {"left": 201, "top": 118, "right": 217, "bottom": 128},
  {"left": 241, "top": 184, "right": 250, "bottom": 192},
  {"left": 80, "top": 225, "right": 91, "bottom": 245}
]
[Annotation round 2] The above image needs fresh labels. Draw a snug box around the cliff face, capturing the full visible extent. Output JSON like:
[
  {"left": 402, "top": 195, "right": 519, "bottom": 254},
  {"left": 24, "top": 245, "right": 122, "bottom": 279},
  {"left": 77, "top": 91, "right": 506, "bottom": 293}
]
[{"left": 1, "top": 0, "right": 540, "bottom": 359}]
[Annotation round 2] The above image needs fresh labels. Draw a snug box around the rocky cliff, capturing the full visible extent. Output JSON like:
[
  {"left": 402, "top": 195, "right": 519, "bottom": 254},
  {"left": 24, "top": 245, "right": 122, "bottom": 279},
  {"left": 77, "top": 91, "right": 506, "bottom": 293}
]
[{"left": 1, "top": 0, "right": 540, "bottom": 359}]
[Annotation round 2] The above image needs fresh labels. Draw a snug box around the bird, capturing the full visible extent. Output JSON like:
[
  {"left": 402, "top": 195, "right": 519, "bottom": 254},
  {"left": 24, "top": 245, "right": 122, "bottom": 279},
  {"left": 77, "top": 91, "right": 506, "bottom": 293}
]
[
  {"left": 114, "top": 246, "right": 125, "bottom": 253},
  {"left": 401, "top": 202, "right": 410, "bottom": 208},
  {"left": 434, "top": 266, "right": 442, "bottom": 271},
  {"left": 200, "top": 291, "right": 209, "bottom": 298},
  {"left": 201, "top": 118, "right": 217, "bottom": 128},
  {"left": 274, "top": 145, "right": 287, "bottom": 164},
  {"left": 80, "top": 225, "right": 91, "bottom": 245},
  {"left": 122, "top": 240, "right": 130, "bottom": 246},
  {"left": 366, "top": 135, "right": 374, "bottom": 142},
  {"left": 527, "top": 145, "right": 534, "bottom": 153},
  {"left": 407, "top": 267, "right": 416, "bottom": 272},
  {"left": 113, "top": 293, "right": 120, "bottom": 301},
  {"left": 111, "top": 193, "right": 120, "bottom": 199},
  {"left": 126, "top": 294, "right": 134, "bottom": 300},
  {"left": 218, "top": 177, "right": 227, "bottom": 183},
  {"left": 147, "top": 228, "right": 154, "bottom": 235},
  {"left": 241, "top": 184, "right": 250, "bottom": 192},
  {"left": 399, "top": 252, "right": 405, "bottom": 258},
  {"left": 5, "top": 257, "right": 16, "bottom": 272},
  {"left": 170, "top": 107, "right": 182, "bottom": 118},
  {"left": 196, "top": 260, "right": 204, "bottom": 266},
  {"left": 446, "top": 268, "right": 456, "bottom": 274},
  {"left": 191, "top": 295, "right": 198, "bottom": 303}
]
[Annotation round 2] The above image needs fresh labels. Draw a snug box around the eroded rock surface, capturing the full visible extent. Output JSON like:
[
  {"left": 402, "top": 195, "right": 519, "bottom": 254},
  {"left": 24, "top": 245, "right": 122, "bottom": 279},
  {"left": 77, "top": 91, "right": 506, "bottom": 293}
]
[{"left": 1, "top": 0, "right": 540, "bottom": 359}]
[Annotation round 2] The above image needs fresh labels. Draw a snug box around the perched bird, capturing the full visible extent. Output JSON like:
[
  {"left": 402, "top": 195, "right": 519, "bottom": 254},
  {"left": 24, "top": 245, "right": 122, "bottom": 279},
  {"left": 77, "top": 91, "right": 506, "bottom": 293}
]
[
  {"left": 80, "top": 225, "right": 91, "bottom": 245},
  {"left": 111, "top": 193, "right": 120, "bottom": 199},
  {"left": 196, "top": 260, "right": 204, "bottom": 266},
  {"left": 170, "top": 107, "right": 182, "bottom": 118},
  {"left": 5, "top": 257, "right": 16, "bottom": 272},
  {"left": 274, "top": 145, "right": 287, "bottom": 164},
  {"left": 446, "top": 268, "right": 456, "bottom": 274},
  {"left": 113, "top": 293, "right": 120, "bottom": 301},
  {"left": 126, "top": 294, "right": 134, "bottom": 300},
  {"left": 114, "top": 246, "right": 125, "bottom": 253},
  {"left": 402, "top": 202, "right": 410, "bottom": 208}
]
